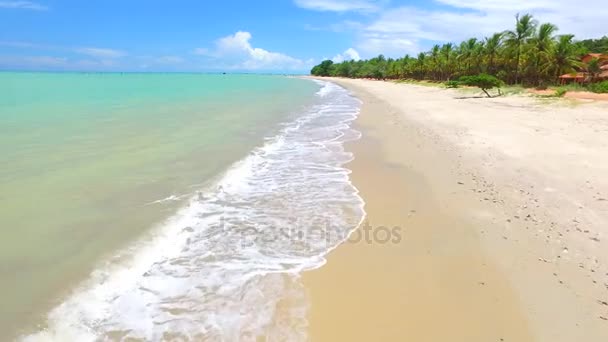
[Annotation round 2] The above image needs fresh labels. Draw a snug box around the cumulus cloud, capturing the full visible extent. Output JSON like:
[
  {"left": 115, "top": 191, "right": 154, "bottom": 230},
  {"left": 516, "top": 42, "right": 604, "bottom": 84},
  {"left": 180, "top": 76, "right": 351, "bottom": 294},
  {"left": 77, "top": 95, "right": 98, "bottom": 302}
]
[
  {"left": 294, "top": 0, "right": 385, "bottom": 12},
  {"left": 332, "top": 48, "right": 361, "bottom": 62},
  {"left": 0, "top": 1, "right": 47, "bottom": 10},
  {"left": 435, "top": 0, "right": 555, "bottom": 12},
  {"left": 298, "top": 0, "right": 607, "bottom": 58},
  {"left": 75, "top": 47, "right": 126, "bottom": 59},
  {"left": 357, "top": 6, "right": 510, "bottom": 55},
  {"left": 359, "top": 0, "right": 608, "bottom": 56},
  {"left": 357, "top": 33, "right": 419, "bottom": 56},
  {"left": 196, "top": 31, "right": 313, "bottom": 71}
]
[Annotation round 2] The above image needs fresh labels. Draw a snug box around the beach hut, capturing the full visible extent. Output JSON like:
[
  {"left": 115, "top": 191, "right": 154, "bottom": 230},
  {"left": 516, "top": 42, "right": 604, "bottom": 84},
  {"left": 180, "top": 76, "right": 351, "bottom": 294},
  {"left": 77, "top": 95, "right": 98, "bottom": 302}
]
[
  {"left": 558, "top": 72, "right": 587, "bottom": 85},
  {"left": 581, "top": 53, "right": 608, "bottom": 64},
  {"left": 559, "top": 53, "right": 608, "bottom": 84}
]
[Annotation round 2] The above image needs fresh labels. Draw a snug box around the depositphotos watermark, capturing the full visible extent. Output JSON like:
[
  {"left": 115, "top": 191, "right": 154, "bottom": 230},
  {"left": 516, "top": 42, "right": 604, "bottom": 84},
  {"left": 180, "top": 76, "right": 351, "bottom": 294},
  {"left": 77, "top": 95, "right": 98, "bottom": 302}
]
[
  {"left": 347, "top": 220, "right": 402, "bottom": 244},
  {"left": 214, "top": 216, "right": 403, "bottom": 248}
]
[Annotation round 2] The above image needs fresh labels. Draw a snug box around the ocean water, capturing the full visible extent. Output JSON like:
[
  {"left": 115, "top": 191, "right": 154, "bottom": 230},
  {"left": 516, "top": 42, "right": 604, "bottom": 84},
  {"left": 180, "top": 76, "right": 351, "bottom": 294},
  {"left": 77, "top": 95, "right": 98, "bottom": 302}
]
[{"left": 0, "top": 73, "right": 364, "bottom": 340}]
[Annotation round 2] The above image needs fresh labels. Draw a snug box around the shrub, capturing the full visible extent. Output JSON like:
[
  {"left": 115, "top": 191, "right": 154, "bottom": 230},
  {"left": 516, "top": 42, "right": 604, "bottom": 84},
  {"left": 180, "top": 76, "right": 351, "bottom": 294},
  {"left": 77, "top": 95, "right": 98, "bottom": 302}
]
[
  {"left": 554, "top": 88, "right": 567, "bottom": 97},
  {"left": 560, "top": 83, "right": 586, "bottom": 92},
  {"left": 458, "top": 74, "right": 503, "bottom": 97},
  {"left": 310, "top": 60, "right": 335, "bottom": 76},
  {"left": 445, "top": 80, "right": 460, "bottom": 88},
  {"left": 588, "top": 80, "right": 608, "bottom": 94}
]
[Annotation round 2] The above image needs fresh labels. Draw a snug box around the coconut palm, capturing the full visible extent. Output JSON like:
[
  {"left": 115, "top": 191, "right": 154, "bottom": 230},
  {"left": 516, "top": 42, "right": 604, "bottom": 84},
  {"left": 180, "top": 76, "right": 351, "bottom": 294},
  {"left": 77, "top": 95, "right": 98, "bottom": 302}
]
[
  {"left": 415, "top": 52, "right": 426, "bottom": 79},
  {"left": 472, "top": 40, "right": 485, "bottom": 74},
  {"left": 484, "top": 33, "right": 503, "bottom": 74},
  {"left": 530, "top": 22, "right": 558, "bottom": 85},
  {"left": 430, "top": 45, "right": 440, "bottom": 80},
  {"left": 458, "top": 38, "right": 478, "bottom": 75},
  {"left": 310, "top": 12, "right": 591, "bottom": 88},
  {"left": 552, "top": 35, "right": 580, "bottom": 79},
  {"left": 587, "top": 58, "right": 602, "bottom": 82},
  {"left": 504, "top": 13, "right": 538, "bottom": 84},
  {"left": 440, "top": 43, "right": 454, "bottom": 80}
]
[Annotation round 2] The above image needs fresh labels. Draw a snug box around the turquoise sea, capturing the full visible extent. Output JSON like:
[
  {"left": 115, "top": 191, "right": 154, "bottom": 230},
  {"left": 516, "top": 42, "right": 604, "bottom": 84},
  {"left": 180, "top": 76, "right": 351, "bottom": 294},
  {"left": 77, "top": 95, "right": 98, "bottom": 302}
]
[{"left": 0, "top": 72, "right": 364, "bottom": 340}]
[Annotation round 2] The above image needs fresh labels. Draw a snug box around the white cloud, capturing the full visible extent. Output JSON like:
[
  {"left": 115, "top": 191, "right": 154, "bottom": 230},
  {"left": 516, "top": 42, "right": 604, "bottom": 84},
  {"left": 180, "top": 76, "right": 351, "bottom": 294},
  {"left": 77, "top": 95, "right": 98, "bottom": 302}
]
[
  {"left": 357, "top": 33, "right": 419, "bottom": 56},
  {"left": 364, "top": 7, "right": 512, "bottom": 44},
  {"left": 297, "top": 0, "right": 607, "bottom": 59},
  {"left": 435, "top": 0, "right": 554, "bottom": 12},
  {"left": 294, "top": 0, "right": 385, "bottom": 12},
  {"left": 196, "top": 31, "right": 313, "bottom": 71},
  {"left": 347, "top": 0, "right": 608, "bottom": 58},
  {"left": 75, "top": 47, "right": 126, "bottom": 59},
  {"left": 332, "top": 48, "right": 361, "bottom": 62},
  {"left": 0, "top": 1, "right": 47, "bottom": 10}
]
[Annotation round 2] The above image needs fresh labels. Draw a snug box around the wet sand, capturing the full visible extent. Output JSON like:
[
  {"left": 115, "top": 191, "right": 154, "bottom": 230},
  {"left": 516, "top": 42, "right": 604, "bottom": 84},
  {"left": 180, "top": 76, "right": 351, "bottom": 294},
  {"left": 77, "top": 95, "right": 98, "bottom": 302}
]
[{"left": 303, "top": 78, "right": 608, "bottom": 341}]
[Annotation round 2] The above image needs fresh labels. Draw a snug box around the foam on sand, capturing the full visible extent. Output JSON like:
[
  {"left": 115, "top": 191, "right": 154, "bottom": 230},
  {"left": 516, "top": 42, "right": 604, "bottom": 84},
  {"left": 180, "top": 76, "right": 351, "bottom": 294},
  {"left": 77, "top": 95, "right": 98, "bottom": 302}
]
[{"left": 23, "top": 81, "right": 365, "bottom": 341}]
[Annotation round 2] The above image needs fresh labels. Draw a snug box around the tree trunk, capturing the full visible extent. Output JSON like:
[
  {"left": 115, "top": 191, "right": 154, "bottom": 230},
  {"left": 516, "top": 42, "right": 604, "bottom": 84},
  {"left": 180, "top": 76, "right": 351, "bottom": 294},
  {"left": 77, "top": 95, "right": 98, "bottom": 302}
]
[
  {"left": 514, "top": 43, "right": 521, "bottom": 84},
  {"left": 482, "top": 88, "right": 492, "bottom": 98}
]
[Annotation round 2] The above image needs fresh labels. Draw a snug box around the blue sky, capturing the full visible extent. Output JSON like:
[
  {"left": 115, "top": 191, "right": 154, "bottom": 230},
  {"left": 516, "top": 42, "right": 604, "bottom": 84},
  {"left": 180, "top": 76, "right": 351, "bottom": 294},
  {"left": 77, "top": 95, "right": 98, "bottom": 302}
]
[{"left": 1, "top": 0, "right": 606, "bottom": 72}]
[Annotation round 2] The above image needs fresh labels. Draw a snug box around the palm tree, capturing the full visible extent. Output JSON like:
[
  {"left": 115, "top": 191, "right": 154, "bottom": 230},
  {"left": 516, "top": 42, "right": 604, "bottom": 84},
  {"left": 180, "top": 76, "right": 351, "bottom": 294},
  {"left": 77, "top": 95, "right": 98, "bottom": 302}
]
[
  {"left": 484, "top": 33, "right": 503, "bottom": 74},
  {"left": 310, "top": 12, "right": 588, "bottom": 87},
  {"left": 472, "top": 40, "right": 485, "bottom": 74},
  {"left": 458, "top": 38, "right": 478, "bottom": 75},
  {"left": 415, "top": 52, "right": 426, "bottom": 79},
  {"left": 552, "top": 35, "right": 580, "bottom": 79},
  {"left": 530, "top": 22, "right": 558, "bottom": 85},
  {"left": 440, "top": 43, "right": 454, "bottom": 80},
  {"left": 430, "top": 45, "right": 440, "bottom": 80},
  {"left": 587, "top": 58, "right": 602, "bottom": 82},
  {"left": 504, "top": 13, "right": 537, "bottom": 84},
  {"left": 398, "top": 55, "right": 410, "bottom": 78}
]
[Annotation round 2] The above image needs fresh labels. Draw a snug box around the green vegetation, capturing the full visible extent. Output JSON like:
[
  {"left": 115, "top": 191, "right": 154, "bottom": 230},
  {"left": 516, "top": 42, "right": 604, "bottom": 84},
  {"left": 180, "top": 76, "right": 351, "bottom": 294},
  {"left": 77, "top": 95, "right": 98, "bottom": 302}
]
[
  {"left": 589, "top": 81, "right": 608, "bottom": 94},
  {"left": 311, "top": 13, "right": 603, "bottom": 89},
  {"left": 578, "top": 36, "right": 608, "bottom": 54},
  {"left": 587, "top": 58, "right": 602, "bottom": 81},
  {"left": 458, "top": 74, "right": 503, "bottom": 97},
  {"left": 445, "top": 80, "right": 460, "bottom": 88},
  {"left": 310, "top": 60, "right": 335, "bottom": 77},
  {"left": 554, "top": 88, "right": 567, "bottom": 97},
  {"left": 557, "top": 83, "right": 586, "bottom": 92}
]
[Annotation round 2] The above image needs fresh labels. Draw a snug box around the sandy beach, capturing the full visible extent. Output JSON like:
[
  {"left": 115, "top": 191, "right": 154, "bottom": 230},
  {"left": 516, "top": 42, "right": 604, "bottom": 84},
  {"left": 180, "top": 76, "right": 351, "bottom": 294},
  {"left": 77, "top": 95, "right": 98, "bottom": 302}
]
[{"left": 303, "top": 78, "right": 608, "bottom": 341}]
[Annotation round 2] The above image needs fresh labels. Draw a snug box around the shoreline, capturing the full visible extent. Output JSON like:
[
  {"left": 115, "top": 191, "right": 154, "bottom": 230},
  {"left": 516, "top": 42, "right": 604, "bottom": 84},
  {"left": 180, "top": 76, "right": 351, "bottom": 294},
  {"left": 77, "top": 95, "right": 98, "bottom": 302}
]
[
  {"left": 6, "top": 75, "right": 339, "bottom": 341},
  {"left": 303, "top": 77, "right": 608, "bottom": 341}
]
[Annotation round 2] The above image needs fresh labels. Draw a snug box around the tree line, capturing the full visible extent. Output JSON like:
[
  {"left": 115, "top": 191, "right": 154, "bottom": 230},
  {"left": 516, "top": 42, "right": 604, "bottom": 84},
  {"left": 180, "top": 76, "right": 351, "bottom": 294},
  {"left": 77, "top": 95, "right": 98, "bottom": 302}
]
[{"left": 311, "top": 14, "right": 607, "bottom": 87}]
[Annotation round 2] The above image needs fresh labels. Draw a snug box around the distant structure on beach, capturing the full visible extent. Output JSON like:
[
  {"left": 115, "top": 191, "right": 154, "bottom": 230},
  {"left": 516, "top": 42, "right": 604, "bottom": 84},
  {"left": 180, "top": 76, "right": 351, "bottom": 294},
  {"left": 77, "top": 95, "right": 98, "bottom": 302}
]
[{"left": 559, "top": 53, "right": 608, "bottom": 84}]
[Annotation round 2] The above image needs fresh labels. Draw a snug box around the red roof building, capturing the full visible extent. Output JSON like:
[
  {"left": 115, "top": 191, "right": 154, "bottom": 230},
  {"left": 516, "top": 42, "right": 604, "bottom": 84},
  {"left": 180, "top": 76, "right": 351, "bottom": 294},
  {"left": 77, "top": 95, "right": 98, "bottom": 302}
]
[
  {"left": 559, "top": 53, "right": 608, "bottom": 84},
  {"left": 581, "top": 53, "right": 608, "bottom": 64}
]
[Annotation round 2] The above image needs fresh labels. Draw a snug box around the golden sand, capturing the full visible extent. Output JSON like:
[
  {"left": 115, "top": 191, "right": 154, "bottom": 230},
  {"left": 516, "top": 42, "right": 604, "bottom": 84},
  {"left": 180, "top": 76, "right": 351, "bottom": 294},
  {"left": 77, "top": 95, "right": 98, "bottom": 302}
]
[{"left": 303, "top": 82, "right": 533, "bottom": 341}]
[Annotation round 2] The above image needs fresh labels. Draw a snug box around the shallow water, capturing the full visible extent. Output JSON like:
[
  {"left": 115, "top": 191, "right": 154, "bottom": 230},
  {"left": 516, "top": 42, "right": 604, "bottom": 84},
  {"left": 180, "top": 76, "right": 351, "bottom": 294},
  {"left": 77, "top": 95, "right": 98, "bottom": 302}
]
[{"left": 0, "top": 73, "right": 364, "bottom": 340}]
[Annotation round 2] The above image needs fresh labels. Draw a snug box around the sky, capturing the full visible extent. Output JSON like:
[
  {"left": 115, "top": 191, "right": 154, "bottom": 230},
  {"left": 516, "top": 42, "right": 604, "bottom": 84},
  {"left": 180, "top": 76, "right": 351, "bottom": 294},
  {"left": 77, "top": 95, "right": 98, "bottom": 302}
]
[{"left": 1, "top": 0, "right": 606, "bottom": 72}]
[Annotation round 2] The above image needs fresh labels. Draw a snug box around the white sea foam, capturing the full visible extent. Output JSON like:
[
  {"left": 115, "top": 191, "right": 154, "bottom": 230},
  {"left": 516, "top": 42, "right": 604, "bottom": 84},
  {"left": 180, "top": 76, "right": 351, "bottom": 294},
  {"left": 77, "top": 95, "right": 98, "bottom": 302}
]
[
  {"left": 22, "top": 80, "right": 364, "bottom": 341},
  {"left": 315, "top": 81, "right": 334, "bottom": 98},
  {"left": 146, "top": 194, "right": 188, "bottom": 205}
]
